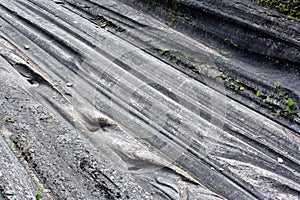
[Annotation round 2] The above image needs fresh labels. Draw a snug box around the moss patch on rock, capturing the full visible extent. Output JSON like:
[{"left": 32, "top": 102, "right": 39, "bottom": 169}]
[{"left": 256, "top": 0, "right": 300, "bottom": 19}]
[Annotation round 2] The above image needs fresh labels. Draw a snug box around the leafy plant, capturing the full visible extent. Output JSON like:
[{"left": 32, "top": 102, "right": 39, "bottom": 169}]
[
  {"left": 284, "top": 98, "right": 298, "bottom": 115},
  {"left": 264, "top": 96, "right": 272, "bottom": 104},
  {"left": 274, "top": 82, "right": 281, "bottom": 89},
  {"left": 234, "top": 81, "right": 244, "bottom": 91},
  {"left": 256, "top": 90, "right": 263, "bottom": 97}
]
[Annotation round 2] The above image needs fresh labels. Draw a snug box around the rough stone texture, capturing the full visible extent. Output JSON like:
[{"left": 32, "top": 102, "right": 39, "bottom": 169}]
[
  {"left": 0, "top": 134, "right": 36, "bottom": 200},
  {"left": 0, "top": 0, "right": 299, "bottom": 199}
]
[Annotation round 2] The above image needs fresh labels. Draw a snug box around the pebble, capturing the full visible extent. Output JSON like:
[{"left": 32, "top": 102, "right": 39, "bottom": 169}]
[
  {"left": 66, "top": 82, "right": 73, "bottom": 87},
  {"left": 100, "top": 22, "right": 107, "bottom": 28},
  {"left": 29, "top": 148, "right": 35, "bottom": 153},
  {"left": 277, "top": 157, "right": 283, "bottom": 164},
  {"left": 24, "top": 45, "right": 30, "bottom": 50}
]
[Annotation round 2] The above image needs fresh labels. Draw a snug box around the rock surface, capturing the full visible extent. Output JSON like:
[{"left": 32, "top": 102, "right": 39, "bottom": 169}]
[{"left": 0, "top": 0, "right": 299, "bottom": 199}]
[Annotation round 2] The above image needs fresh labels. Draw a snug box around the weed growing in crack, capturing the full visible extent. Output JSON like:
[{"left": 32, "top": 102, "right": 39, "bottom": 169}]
[
  {"left": 275, "top": 110, "right": 281, "bottom": 117},
  {"left": 220, "top": 50, "right": 231, "bottom": 57},
  {"left": 158, "top": 49, "right": 168, "bottom": 56},
  {"left": 0, "top": 116, "right": 13, "bottom": 122},
  {"left": 274, "top": 82, "right": 281, "bottom": 89},
  {"left": 36, "top": 185, "right": 43, "bottom": 200},
  {"left": 256, "top": 90, "right": 263, "bottom": 97},
  {"left": 264, "top": 96, "right": 272, "bottom": 104},
  {"left": 284, "top": 98, "right": 297, "bottom": 115},
  {"left": 188, "top": 21, "right": 196, "bottom": 27},
  {"left": 224, "top": 38, "right": 238, "bottom": 47}
]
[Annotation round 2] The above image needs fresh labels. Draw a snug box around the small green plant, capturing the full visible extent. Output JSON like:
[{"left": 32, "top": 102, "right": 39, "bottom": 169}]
[
  {"left": 224, "top": 38, "right": 238, "bottom": 47},
  {"left": 19, "top": 147, "right": 25, "bottom": 155},
  {"left": 256, "top": 90, "right": 263, "bottom": 97},
  {"left": 195, "top": 62, "right": 204, "bottom": 68},
  {"left": 151, "top": 2, "right": 157, "bottom": 7},
  {"left": 284, "top": 98, "right": 298, "bottom": 115},
  {"left": 36, "top": 185, "right": 43, "bottom": 200},
  {"left": 158, "top": 49, "right": 167, "bottom": 56},
  {"left": 0, "top": 116, "right": 13, "bottom": 121},
  {"left": 271, "top": 28, "right": 277, "bottom": 33},
  {"left": 146, "top": 37, "right": 153, "bottom": 43},
  {"left": 274, "top": 82, "right": 281, "bottom": 89},
  {"left": 173, "top": 2, "right": 181, "bottom": 13},
  {"left": 264, "top": 96, "right": 272, "bottom": 104},
  {"left": 258, "top": 8, "right": 265, "bottom": 13},
  {"left": 188, "top": 21, "right": 196, "bottom": 27},
  {"left": 8, "top": 140, "right": 15, "bottom": 150},
  {"left": 184, "top": 55, "right": 192, "bottom": 61},
  {"left": 275, "top": 110, "right": 281, "bottom": 117},
  {"left": 220, "top": 50, "right": 231, "bottom": 57},
  {"left": 169, "top": 14, "right": 177, "bottom": 26},
  {"left": 234, "top": 81, "right": 244, "bottom": 91}
]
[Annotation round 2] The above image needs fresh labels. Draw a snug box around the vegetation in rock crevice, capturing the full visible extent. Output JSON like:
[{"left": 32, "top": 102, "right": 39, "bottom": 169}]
[{"left": 256, "top": 0, "right": 300, "bottom": 19}]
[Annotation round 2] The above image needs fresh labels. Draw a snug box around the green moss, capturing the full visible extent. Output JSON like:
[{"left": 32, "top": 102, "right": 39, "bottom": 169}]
[{"left": 256, "top": 0, "right": 300, "bottom": 19}]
